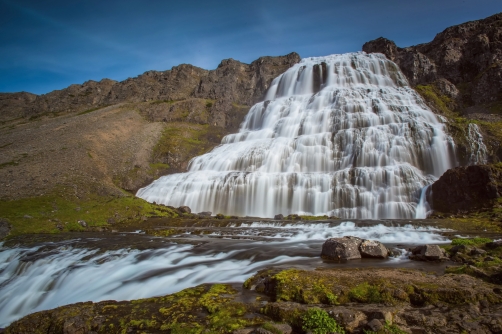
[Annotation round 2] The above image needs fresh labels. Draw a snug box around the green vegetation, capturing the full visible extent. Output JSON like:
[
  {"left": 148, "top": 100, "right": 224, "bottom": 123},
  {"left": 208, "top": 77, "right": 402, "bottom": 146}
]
[
  {"left": 349, "top": 282, "right": 382, "bottom": 303},
  {"left": 450, "top": 237, "right": 493, "bottom": 246},
  {"left": 6, "top": 283, "right": 263, "bottom": 333},
  {"left": 150, "top": 122, "right": 227, "bottom": 175},
  {"left": 415, "top": 84, "right": 453, "bottom": 115},
  {"left": 364, "top": 321, "right": 408, "bottom": 334},
  {"left": 77, "top": 105, "right": 109, "bottom": 116},
  {"left": 0, "top": 160, "right": 19, "bottom": 169},
  {"left": 301, "top": 308, "right": 345, "bottom": 334},
  {"left": 246, "top": 268, "right": 502, "bottom": 309},
  {"left": 0, "top": 193, "right": 177, "bottom": 236}
]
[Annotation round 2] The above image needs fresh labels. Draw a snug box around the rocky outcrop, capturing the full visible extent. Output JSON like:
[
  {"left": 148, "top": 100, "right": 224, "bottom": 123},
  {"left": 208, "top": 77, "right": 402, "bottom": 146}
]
[
  {"left": 363, "top": 13, "right": 502, "bottom": 106},
  {"left": 321, "top": 237, "right": 389, "bottom": 260},
  {"left": 427, "top": 164, "right": 502, "bottom": 214},
  {"left": 0, "top": 53, "right": 301, "bottom": 127},
  {"left": 246, "top": 268, "right": 502, "bottom": 334}
]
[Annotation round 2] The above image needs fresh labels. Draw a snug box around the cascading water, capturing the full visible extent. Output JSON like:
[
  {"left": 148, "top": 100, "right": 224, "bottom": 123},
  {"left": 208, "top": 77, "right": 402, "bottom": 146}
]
[
  {"left": 137, "top": 52, "right": 455, "bottom": 218},
  {"left": 467, "top": 123, "right": 488, "bottom": 165}
]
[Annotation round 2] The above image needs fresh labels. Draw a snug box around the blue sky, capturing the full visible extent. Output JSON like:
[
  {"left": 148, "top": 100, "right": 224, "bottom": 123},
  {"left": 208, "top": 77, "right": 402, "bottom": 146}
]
[{"left": 1, "top": 0, "right": 501, "bottom": 95}]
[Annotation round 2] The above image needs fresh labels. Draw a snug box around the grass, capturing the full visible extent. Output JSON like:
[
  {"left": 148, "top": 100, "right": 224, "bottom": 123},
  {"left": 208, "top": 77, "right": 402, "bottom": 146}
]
[
  {"left": 0, "top": 193, "right": 178, "bottom": 236},
  {"left": 450, "top": 237, "right": 493, "bottom": 246},
  {"left": 0, "top": 160, "right": 19, "bottom": 169},
  {"left": 150, "top": 122, "right": 227, "bottom": 175},
  {"left": 77, "top": 105, "right": 109, "bottom": 116}
]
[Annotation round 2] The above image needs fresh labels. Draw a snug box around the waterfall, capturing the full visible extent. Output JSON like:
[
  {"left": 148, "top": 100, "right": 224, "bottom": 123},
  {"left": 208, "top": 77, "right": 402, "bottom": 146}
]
[
  {"left": 467, "top": 123, "right": 488, "bottom": 165},
  {"left": 137, "top": 52, "right": 455, "bottom": 219}
]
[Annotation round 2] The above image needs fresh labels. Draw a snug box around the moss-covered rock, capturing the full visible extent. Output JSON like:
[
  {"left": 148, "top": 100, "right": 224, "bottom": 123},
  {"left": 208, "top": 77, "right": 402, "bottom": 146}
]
[{"left": 5, "top": 284, "right": 266, "bottom": 334}]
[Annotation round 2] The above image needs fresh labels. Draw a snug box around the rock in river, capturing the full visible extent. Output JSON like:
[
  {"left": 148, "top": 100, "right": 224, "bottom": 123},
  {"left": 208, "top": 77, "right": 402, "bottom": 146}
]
[
  {"left": 359, "top": 239, "right": 389, "bottom": 259},
  {"left": 321, "top": 236, "right": 363, "bottom": 260}
]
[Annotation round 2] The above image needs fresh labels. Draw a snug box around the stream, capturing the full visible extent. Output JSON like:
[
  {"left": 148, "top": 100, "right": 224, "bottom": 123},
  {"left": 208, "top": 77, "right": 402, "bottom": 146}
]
[{"left": 0, "top": 220, "right": 468, "bottom": 327}]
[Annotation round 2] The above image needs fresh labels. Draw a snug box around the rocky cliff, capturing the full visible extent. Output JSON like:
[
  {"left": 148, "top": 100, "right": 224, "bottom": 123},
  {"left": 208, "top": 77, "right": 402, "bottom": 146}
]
[
  {"left": 363, "top": 12, "right": 502, "bottom": 164},
  {"left": 0, "top": 53, "right": 300, "bottom": 203},
  {"left": 0, "top": 53, "right": 300, "bottom": 127}
]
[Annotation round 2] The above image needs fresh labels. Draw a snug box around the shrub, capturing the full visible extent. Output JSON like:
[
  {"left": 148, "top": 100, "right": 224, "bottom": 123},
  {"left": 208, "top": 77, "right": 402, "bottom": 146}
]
[{"left": 302, "top": 308, "right": 345, "bottom": 334}]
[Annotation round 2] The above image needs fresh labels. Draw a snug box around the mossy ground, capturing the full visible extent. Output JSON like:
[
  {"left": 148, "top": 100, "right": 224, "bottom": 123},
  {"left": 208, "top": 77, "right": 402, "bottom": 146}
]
[
  {"left": 150, "top": 122, "right": 228, "bottom": 175},
  {"left": 0, "top": 192, "right": 178, "bottom": 237},
  {"left": 5, "top": 283, "right": 267, "bottom": 334},
  {"left": 245, "top": 267, "right": 502, "bottom": 307}
]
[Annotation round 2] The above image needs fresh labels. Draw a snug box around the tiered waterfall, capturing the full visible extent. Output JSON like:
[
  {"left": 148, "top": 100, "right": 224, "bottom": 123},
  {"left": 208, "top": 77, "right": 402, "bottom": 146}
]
[{"left": 137, "top": 52, "right": 456, "bottom": 219}]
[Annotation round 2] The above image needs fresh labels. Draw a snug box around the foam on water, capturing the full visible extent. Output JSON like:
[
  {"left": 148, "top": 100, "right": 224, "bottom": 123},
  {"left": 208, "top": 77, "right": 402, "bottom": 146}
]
[
  {"left": 0, "top": 223, "right": 451, "bottom": 327},
  {"left": 137, "top": 52, "right": 456, "bottom": 218}
]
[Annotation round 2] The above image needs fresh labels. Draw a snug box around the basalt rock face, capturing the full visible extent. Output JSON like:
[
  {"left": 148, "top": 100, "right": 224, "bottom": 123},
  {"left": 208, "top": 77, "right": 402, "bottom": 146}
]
[
  {"left": 363, "top": 13, "right": 502, "bottom": 164},
  {"left": 363, "top": 13, "right": 502, "bottom": 105},
  {"left": 0, "top": 53, "right": 301, "bottom": 127},
  {"left": 427, "top": 164, "right": 502, "bottom": 214}
]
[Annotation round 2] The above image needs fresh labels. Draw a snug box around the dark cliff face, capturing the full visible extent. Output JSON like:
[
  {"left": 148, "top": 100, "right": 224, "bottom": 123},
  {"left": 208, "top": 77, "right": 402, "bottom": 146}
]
[
  {"left": 363, "top": 13, "right": 502, "bottom": 105},
  {"left": 0, "top": 52, "right": 301, "bottom": 127},
  {"left": 363, "top": 13, "right": 502, "bottom": 164},
  {"left": 427, "top": 164, "right": 502, "bottom": 215}
]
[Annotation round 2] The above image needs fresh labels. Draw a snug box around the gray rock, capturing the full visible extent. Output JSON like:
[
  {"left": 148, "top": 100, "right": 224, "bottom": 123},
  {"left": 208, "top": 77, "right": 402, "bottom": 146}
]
[
  {"left": 198, "top": 211, "right": 212, "bottom": 216},
  {"left": 486, "top": 240, "right": 502, "bottom": 249},
  {"left": 366, "top": 319, "right": 384, "bottom": 332},
  {"left": 471, "top": 248, "right": 487, "bottom": 256},
  {"left": 265, "top": 323, "right": 292, "bottom": 334},
  {"left": 409, "top": 244, "right": 446, "bottom": 261},
  {"left": 177, "top": 206, "right": 191, "bottom": 214},
  {"left": 321, "top": 236, "right": 363, "bottom": 260},
  {"left": 359, "top": 239, "right": 389, "bottom": 258},
  {"left": 250, "top": 329, "right": 272, "bottom": 334},
  {"left": 326, "top": 307, "right": 366, "bottom": 332},
  {"left": 78, "top": 220, "right": 87, "bottom": 227},
  {"left": 274, "top": 214, "right": 284, "bottom": 220},
  {"left": 0, "top": 218, "right": 11, "bottom": 240}
]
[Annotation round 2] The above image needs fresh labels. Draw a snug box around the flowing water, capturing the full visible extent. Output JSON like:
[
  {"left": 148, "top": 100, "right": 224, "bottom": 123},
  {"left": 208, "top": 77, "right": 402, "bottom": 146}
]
[
  {"left": 0, "top": 221, "right": 454, "bottom": 327},
  {"left": 468, "top": 123, "right": 488, "bottom": 165},
  {"left": 137, "top": 52, "right": 455, "bottom": 218}
]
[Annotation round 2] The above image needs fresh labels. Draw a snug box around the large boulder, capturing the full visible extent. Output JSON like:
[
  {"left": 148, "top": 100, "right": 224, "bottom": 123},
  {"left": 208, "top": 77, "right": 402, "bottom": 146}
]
[
  {"left": 321, "top": 236, "right": 363, "bottom": 260},
  {"left": 427, "top": 165, "right": 502, "bottom": 214},
  {"left": 409, "top": 245, "right": 447, "bottom": 261},
  {"left": 177, "top": 206, "right": 191, "bottom": 214},
  {"left": 359, "top": 240, "right": 389, "bottom": 259}
]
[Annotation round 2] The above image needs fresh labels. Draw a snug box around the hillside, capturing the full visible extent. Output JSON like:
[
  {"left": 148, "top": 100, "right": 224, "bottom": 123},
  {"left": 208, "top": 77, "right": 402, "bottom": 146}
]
[{"left": 0, "top": 53, "right": 300, "bottom": 236}]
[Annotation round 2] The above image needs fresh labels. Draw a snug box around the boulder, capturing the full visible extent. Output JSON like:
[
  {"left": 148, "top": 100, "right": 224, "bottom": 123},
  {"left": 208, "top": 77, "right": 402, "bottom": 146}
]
[
  {"left": 359, "top": 239, "right": 389, "bottom": 259},
  {"left": 274, "top": 214, "right": 284, "bottom": 220},
  {"left": 178, "top": 206, "right": 191, "bottom": 214},
  {"left": 409, "top": 245, "right": 446, "bottom": 261},
  {"left": 486, "top": 240, "right": 502, "bottom": 249},
  {"left": 321, "top": 236, "right": 363, "bottom": 260},
  {"left": 198, "top": 211, "right": 212, "bottom": 216}
]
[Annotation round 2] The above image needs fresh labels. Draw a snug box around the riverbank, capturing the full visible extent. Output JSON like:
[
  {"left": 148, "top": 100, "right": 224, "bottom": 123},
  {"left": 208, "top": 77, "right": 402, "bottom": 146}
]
[
  {"left": 4, "top": 265, "right": 502, "bottom": 333},
  {"left": 1, "top": 219, "right": 501, "bottom": 332}
]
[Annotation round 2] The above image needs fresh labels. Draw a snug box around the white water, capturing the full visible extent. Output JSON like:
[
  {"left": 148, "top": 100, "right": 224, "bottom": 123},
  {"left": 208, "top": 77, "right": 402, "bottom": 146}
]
[
  {"left": 0, "top": 223, "right": 451, "bottom": 327},
  {"left": 137, "top": 53, "right": 454, "bottom": 218},
  {"left": 468, "top": 123, "right": 488, "bottom": 165}
]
